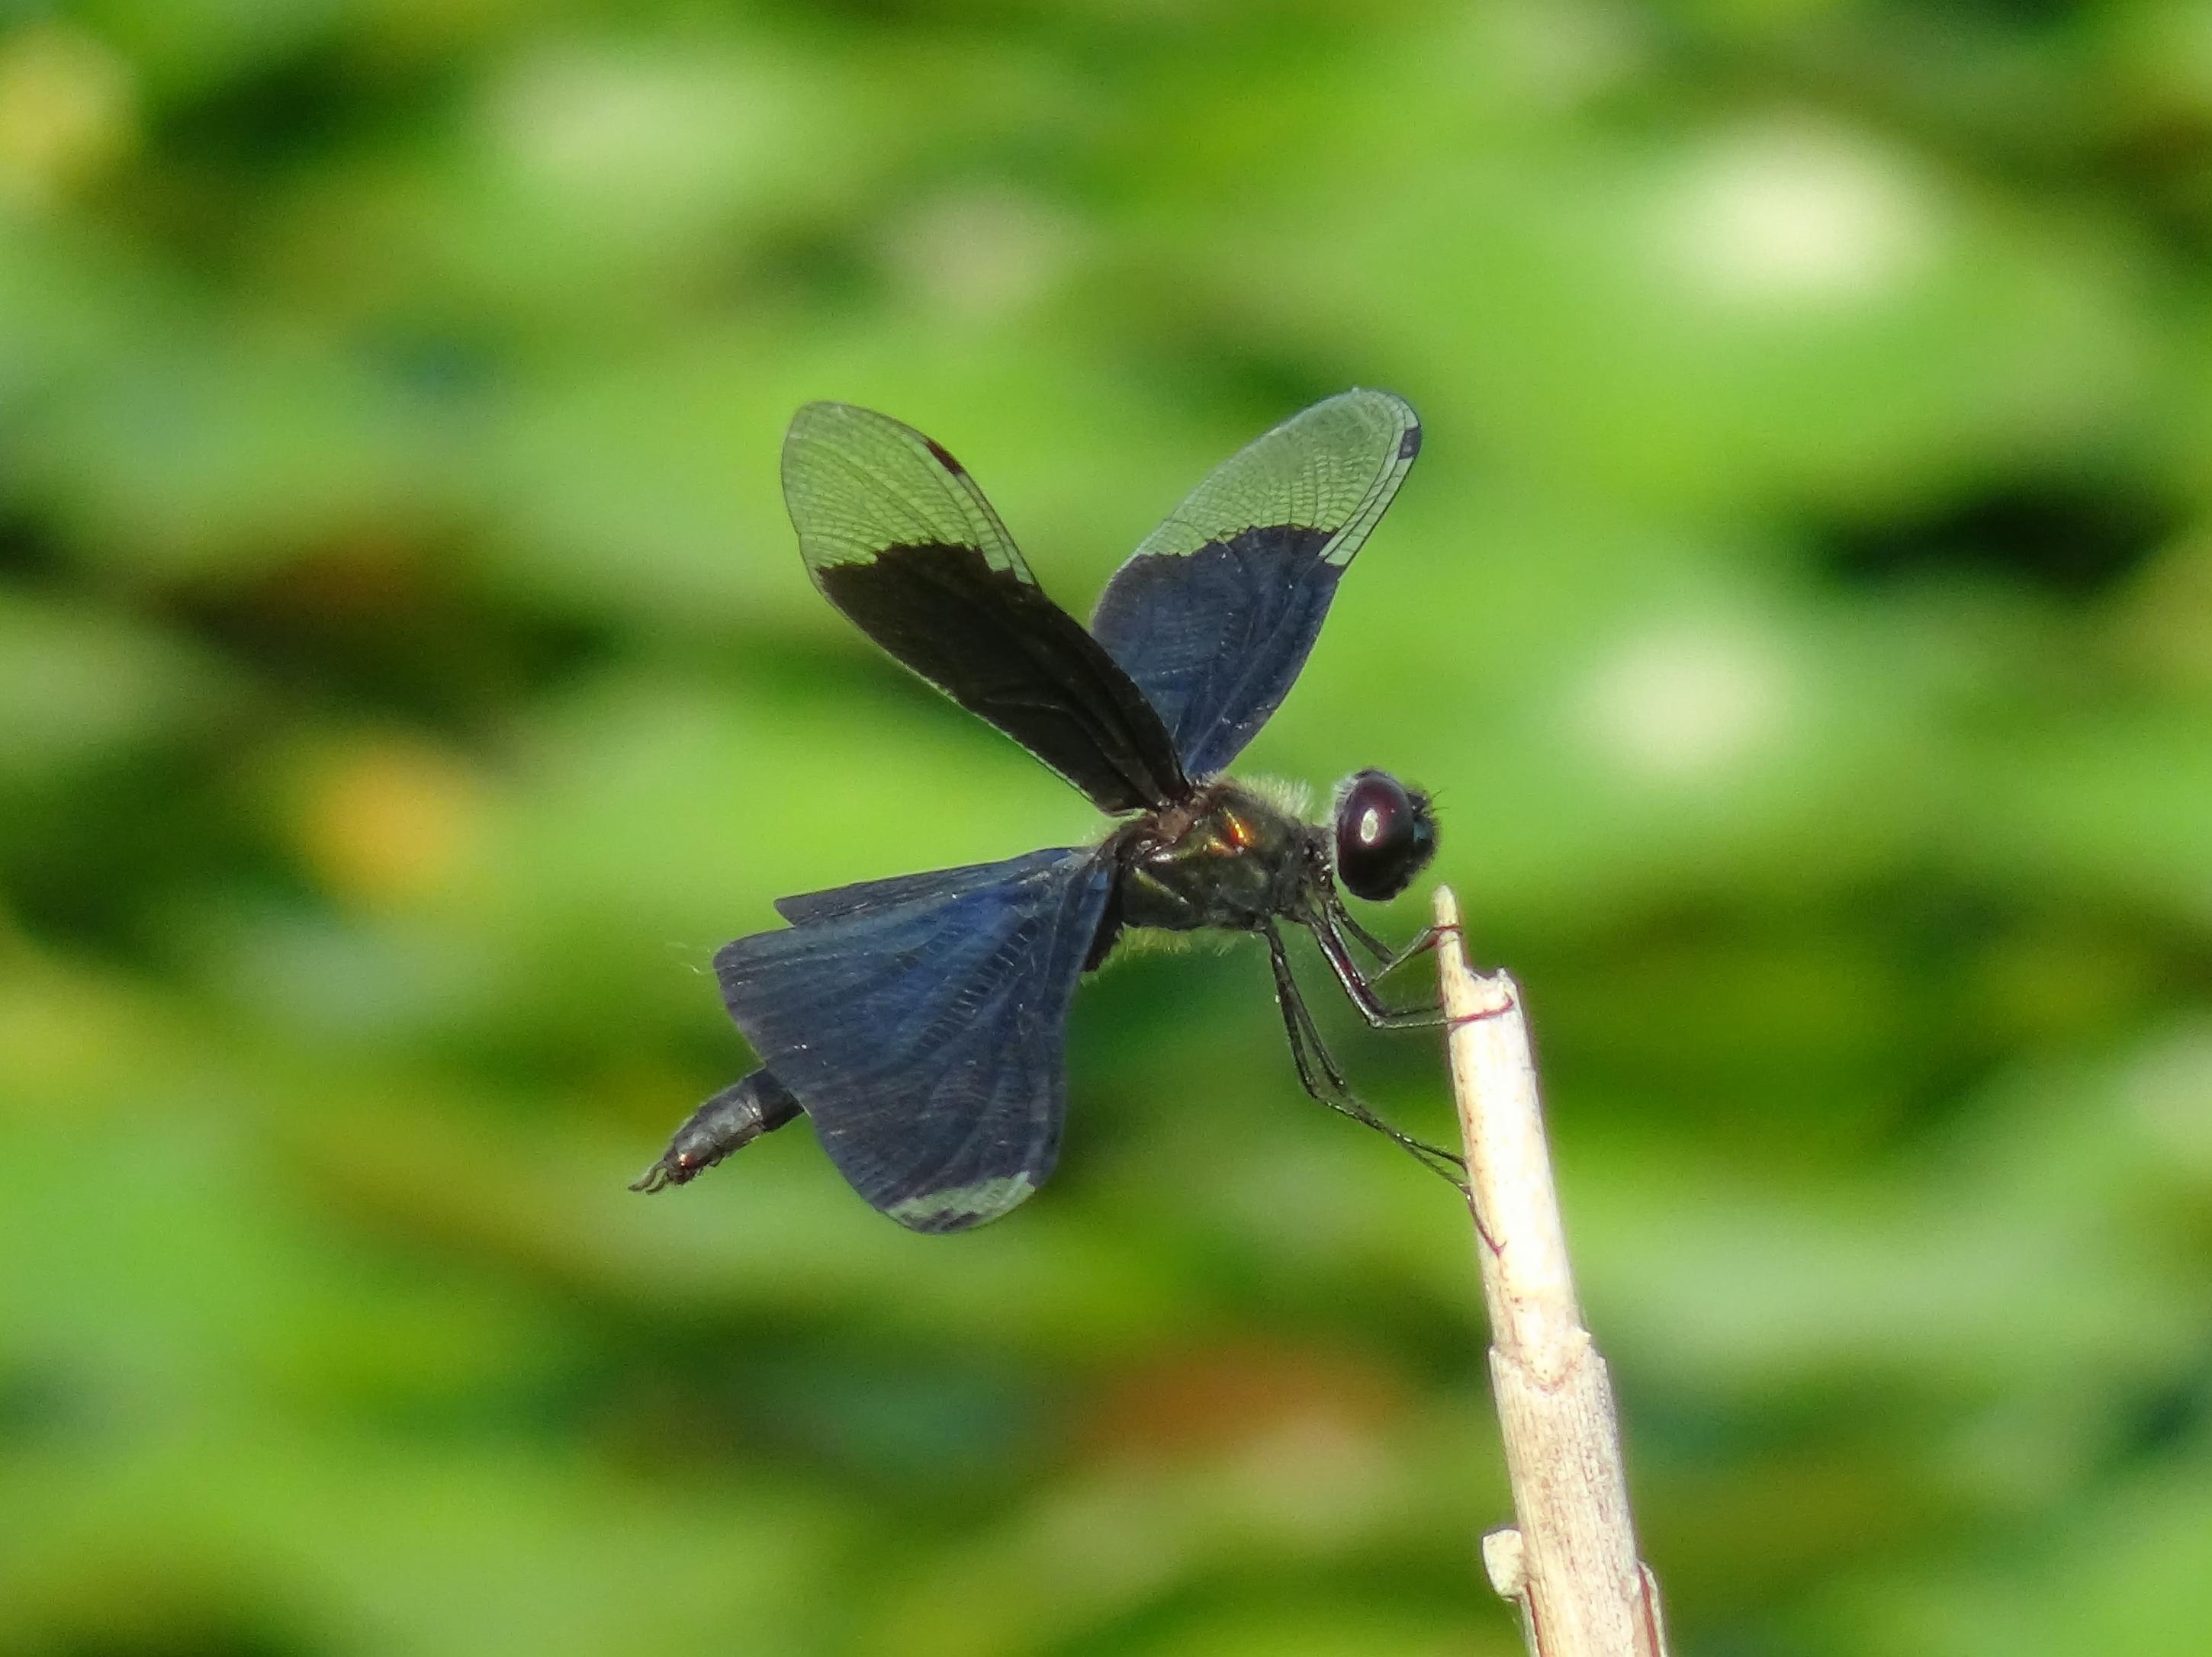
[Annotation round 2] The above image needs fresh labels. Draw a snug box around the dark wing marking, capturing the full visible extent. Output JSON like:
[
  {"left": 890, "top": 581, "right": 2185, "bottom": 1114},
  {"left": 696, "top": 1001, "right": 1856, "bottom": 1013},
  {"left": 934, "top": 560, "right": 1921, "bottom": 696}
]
[
  {"left": 1090, "top": 389, "right": 1420, "bottom": 779},
  {"left": 775, "top": 847, "right": 1085, "bottom": 927},
  {"left": 783, "top": 402, "right": 1189, "bottom": 813},
  {"left": 718, "top": 846, "right": 1114, "bottom": 1232}
]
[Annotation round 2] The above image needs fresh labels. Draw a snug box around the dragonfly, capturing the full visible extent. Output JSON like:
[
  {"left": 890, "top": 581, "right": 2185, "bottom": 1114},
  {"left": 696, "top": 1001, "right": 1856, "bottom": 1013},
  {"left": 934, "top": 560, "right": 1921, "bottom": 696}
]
[{"left": 633, "top": 389, "right": 1458, "bottom": 1232}]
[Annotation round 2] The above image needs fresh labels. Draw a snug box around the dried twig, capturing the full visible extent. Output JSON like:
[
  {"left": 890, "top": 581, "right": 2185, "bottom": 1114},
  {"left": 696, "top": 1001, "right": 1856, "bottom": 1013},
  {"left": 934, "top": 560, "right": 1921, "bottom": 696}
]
[{"left": 1433, "top": 885, "right": 1669, "bottom": 1657}]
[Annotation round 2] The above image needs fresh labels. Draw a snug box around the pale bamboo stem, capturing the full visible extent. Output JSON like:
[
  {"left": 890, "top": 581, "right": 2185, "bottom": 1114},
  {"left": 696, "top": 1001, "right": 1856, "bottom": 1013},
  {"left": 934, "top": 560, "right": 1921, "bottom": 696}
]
[{"left": 1433, "top": 884, "right": 1669, "bottom": 1657}]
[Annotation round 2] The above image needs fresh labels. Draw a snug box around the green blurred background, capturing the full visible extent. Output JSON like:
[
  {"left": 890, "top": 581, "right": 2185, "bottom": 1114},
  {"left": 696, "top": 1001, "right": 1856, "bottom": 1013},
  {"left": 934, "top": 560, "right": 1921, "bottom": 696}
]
[{"left": 5, "top": 1, "right": 2211, "bottom": 1653}]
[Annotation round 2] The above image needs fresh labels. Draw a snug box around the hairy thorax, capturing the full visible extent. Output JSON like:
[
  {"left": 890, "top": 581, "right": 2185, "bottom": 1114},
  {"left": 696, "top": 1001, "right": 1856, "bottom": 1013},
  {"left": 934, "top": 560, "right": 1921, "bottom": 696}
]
[{"left": 1108, "top": 779, "right": 1325, "bottom": 936}]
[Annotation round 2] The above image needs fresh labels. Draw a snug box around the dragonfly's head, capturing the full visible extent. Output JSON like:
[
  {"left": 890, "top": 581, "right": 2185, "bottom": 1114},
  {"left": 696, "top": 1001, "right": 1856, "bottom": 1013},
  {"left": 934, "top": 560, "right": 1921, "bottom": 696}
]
[{"left": 1329, "top": 769, "right": 1436, "bottom": 902}]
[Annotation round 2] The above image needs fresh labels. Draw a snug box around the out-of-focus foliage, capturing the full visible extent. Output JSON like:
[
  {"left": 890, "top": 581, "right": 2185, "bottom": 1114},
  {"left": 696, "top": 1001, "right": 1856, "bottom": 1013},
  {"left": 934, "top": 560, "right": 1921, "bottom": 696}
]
[{"left": 3, "top": 1, "right": 2210, "bottom": 1652}]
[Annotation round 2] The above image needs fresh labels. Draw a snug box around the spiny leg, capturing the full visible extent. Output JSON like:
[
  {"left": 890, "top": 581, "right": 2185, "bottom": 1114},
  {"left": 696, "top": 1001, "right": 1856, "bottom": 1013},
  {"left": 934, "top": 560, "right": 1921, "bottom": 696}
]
[
  {"left": 1307, "top": 914, "right": 1507, "bottom": 1247},
  {"left": 1329, "top": 900, "right": 1515, "bottom": 1029},
  {"left": 1310, "top": 910, "right": 1452, "bottom": 1030},
  {"left": 1334, "top": 906, "right": 1392, "bottom": 961},
  {"left": 1275, "top": 942, "right": 1396, "bottom": 1130},
  {"left": 1265, "top": 926, "right": 1468, "bottom": 1189},
  {"left": 1280, "top": 976, "right": 1469, "bottom": 1189},
  {"left": 1281, "top": 920, "right": 1461, "bottom": 1165},
  {"left": 1330, "top": 899, "right": 1460, "bottom": 982},
  {"left": 632, "top": 1069, "right": 803, "bottom": 1193}
]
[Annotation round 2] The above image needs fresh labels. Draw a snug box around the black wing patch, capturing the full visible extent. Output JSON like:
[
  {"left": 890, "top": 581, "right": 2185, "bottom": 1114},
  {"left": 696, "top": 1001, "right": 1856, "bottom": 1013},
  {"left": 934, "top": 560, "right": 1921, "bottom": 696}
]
[
  {"left": 1090, "top": 390, "right": 1420, "bottom": 781},
  {"left": 774, "top": 847, "right": 1086, "bottom": 928},
  {"left": 784, "top": 402, "right": 1189, "bottom": 814},
  {"left": 717, "top": 846, "right": 1114, "bottom": 1232}
]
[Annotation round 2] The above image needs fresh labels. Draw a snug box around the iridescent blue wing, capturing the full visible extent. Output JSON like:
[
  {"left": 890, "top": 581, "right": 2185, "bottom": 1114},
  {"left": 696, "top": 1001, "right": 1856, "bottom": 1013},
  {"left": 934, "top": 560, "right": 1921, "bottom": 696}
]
[
  {"left": 1090, "top": 390, "right": 1420, "bottom": 780},
  {"left": 717, "top": 846, "right": 1114, "bottom": 1232},
  {"left": 773, "top": 847, "right": 1082, "bottom": 928},
  {"left": 784, "top": 402, "right": 1189, "bottom": 813}
]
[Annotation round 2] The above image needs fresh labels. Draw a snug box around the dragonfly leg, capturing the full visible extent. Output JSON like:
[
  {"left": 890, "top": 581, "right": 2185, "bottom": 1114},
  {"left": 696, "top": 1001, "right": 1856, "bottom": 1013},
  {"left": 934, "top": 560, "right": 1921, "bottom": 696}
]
[
  {"left": 1265, "top": 925, "right": 1467, "bottom": 1187},
  {"left": 1310, "top": 911, "right": 1452, "bottom": 1030}
]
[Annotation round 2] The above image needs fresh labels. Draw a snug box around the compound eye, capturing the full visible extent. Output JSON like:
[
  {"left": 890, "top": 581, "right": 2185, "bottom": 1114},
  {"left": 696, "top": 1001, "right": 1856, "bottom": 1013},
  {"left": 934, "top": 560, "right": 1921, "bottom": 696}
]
[{"left": 1333, "top": 770, "right": 1437, "bottom": 902}]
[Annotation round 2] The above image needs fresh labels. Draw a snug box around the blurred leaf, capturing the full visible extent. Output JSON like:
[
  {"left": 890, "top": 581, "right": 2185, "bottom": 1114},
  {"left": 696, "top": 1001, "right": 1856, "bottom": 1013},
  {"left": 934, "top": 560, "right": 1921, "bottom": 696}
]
[{"left": 0, "top": 589, "right": 233, "bottom": 787}]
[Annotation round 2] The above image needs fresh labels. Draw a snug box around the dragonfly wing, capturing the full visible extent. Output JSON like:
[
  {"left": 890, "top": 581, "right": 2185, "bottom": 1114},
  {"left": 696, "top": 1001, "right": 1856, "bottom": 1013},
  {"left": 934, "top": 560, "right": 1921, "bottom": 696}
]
[
  {"left": 784, "top": 402, "right": 1188, "bottom": 812},
  {"left": 719, "top": 845, "right": 1114, "bottom": 1232},
  {"left": 773, "top": 847, "right": 1085, "bottom": 928},
  {"left": 1090, "top": 390, "right": 1420, "bottom": 779}
]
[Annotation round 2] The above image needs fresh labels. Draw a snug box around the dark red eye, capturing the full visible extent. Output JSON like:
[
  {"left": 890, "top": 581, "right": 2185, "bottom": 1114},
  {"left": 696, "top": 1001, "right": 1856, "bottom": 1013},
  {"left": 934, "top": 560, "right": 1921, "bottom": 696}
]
[{"left": 1331, "top": 769, "right": 1437, "bottom": 901}]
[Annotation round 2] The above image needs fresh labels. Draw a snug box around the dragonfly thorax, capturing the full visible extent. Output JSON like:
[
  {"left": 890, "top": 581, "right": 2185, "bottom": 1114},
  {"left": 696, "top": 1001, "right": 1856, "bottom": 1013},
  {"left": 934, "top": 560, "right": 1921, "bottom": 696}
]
[{"left": 1111, "top": 780, "right": 1327, "bottom": 935}]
